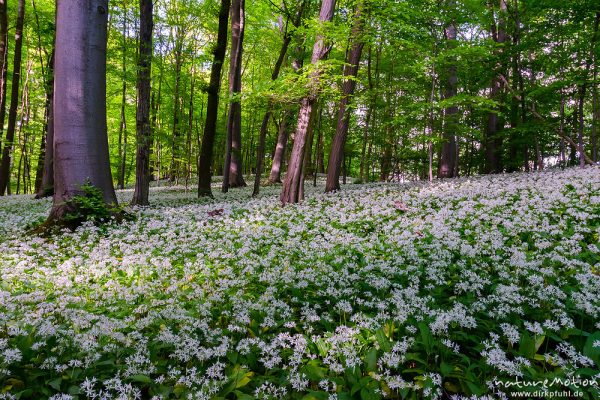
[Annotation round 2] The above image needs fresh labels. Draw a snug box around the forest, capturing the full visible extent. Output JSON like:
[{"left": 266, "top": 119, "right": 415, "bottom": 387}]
[{"left": 0, "top": 0, "right": 599, "bottom": 399}]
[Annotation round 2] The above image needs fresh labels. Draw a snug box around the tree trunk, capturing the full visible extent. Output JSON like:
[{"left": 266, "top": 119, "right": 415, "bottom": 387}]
[
  {"left": 253, "top": 1, "right": 305, "bottom": 196},
  {"left": 48, "top": 0, "right": 117, "bottom": 222},
  {"left": 484, "top": 0, "right": 507, "bottom": 174},
  {"left": 0, "top": 0, "right": 25, "bottom": 195},
  {"left": 35, "top": 46, "right": 55, "bottom": 198},
  {"left": 170, "top": 30, "right": 183, "bottom": 182},
  {"left": 117, "top": 11, "right": 128, "bottom": 190},
  {"left": 0, "top": 0, "right": 8, "bottom": 151},
  {"left": 437, "top": 12, "right": 458, "bottom": 178},
  {"left": 325, "top": 3, "right": 365, "bottom": 193},
  {"left": 131, "top": 0, "right": 153, "bottom": 206},
  {"left": 197, "top": 0, "right": 230, "bottom": 197},
  {"left": 268, "top": 111, "right": 291, "bottom": 183},
  {"left": 223, "top": 0, "right": 246, "bottom": 192},
  {"left": 576, "top": 12, "right": 600, "bottom": 168},
  {"left": 280, "top": 0, "right": 336, "bottom": 205}
]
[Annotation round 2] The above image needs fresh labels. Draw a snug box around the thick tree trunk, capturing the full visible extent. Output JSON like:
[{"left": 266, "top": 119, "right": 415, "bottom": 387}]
[
  {"left": 131, "top": 0, "right": 153, "bottom": 206},
  {"left": 0, "top": 0, "right": 8, "bottom": 151},
  {"left": 325, "top": 3, "right": 365, "bottom": 193},
  {"left": 223, "top": 0, "right": 246, "bottom": 192},
  {"left": 437, "top": 16, "right": 458, "bottom": 178},
  {"left": 48, "top": 0, "right": 117, "bottom": 221},
  {"left": 197, "top": 0, "right": 230, "bottom": 197},
  {"left": 0, "top": 0, "right": 25, "bottom": 195},
  {"left": 280, "top": 0, "right": 336, "bottom": 205}
]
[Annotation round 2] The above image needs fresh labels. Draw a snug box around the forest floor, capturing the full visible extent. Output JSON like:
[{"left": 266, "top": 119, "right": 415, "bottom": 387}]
[{"left": 0, "top": 167, "right": 599, "bottom": 399}]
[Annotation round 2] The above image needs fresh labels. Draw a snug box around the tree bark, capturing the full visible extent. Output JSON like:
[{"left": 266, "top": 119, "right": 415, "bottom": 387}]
[
  {"left": 268, "top": 111, "right": 292, "bottom": 183},
  {"left": 325, "top": 2, "right": 365, "bottom": 192},
  {"left": 48, "top": 0, "right": 117, "bottom": 221},
  {"left": 0, "top": 0, "right": 8, "bottom": 152},
  {"left": 280, "top": 0, "right": 336, "bottom": 205},
  {"left": 0, "top": 0, "right": 25, "bottom": 195},
  {"left": 223, "top": 0, "right": 246, "bottom": 192},
  {"left": 253, "top": 0, "right": 305, "bottom": 196},
  {"left": 437, "top": 11, "right": 458, "bottom": 178},
  {"left": 197, "top": 0, "right": 230, "bottom": 197},
  {"left": 484, "top": 0, "right": 507, "bottom": 174},
  {"left": 576, "top": 12, "right": 600, "bottom": 168},
  {"left": 35, "top": 49, "right": 55, "bottom": 199},
  {"left": 170, "top": 29, "right": 184, "bottom": 182},
  {"left": 117, "top": 8, "right": 128, "bottom": 189},
  {"left": 131, "top": 0, "right": 153, "bottom": 206}
]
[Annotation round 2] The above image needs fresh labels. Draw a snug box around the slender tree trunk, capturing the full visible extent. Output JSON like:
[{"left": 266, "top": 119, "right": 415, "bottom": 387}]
[
  {"left": 268, "top": 111, "right": 291, "bottom": 183},
  {"left": 197, "top": 0, "right": 230, "bottom": 197},
  {"left": 253, "top": 1, "right": 305, "bottom": 196},
  {"left": 484, "top": 0, "right": 507, "bottom": 174},
  {"left": 281, "top": 0, "right": 336, "bottom": 205},
  {"left": 35, "top": 48, "right": 55, "bottom": 198},
  {"left": 0, "top": 0, "right": 25, "bottom": 195},
  {"left": 577, "top": 12, "right": 600, "bottom": 168},
  {"left": 223, "top": 0, "right": 246, "bottom": 192},
  {"left": 325, "top": 2, "right": 365, "bottom": 193},
  {"left": 592, "top": 60, "right": 598, "bottom": 162},
  {"left": 48, "top": 0, "right": 117, "bottom": 222},
  {"left": 437, "top": 11, "right": 458, "bottom": 178},
  {"left": 131, "top": 0, "right": 153, "bottom": 206},
  {"left": 117, "top": 10, "right": 128, "bottom": 189},
  {"left": 16, "top": 63, "right": 31, "bottom": 194},
  {"left": 170, "top": 30, "right": 183, "bottom": 182},
  {"left": 0, "top": 0, "right": 8, "bottom": 151}
]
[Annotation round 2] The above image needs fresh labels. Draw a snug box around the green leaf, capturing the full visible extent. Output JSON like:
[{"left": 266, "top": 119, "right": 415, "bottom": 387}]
[
  {"left": 375, "top": 328, "right": 391, "bottom": 352},
  {"left": 130, "top": 374, "right": 153, "bottom": 384},
  {"left": 583, "top": 331, "right": 600, "bottom": 364}
]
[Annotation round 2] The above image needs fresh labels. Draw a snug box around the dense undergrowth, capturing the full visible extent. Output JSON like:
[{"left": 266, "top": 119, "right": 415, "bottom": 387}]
[{"left": 0, "top": 168, "right": 599, "bottom": 399}]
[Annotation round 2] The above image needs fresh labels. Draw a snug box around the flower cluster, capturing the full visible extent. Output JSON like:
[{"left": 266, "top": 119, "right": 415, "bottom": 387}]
[{"left": 0, "top": 167, "right": 599, "bottom": 398}]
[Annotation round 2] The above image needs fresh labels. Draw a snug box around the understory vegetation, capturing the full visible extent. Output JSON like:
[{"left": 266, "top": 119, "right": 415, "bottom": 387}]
[{"left": 0, "top": 167, "right": 599, "bottom": 399}]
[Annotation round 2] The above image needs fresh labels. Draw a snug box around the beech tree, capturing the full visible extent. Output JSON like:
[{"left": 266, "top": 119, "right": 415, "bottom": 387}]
[
  {"left": 47, "top": 0, "right": 117, "bottom": 222},
  {"left": 222, "top": 0, "right": 246, "bottom": 192},
  {"left": 0, "top": 0, "right": 25, "bottom": 195},
  {"left": 197, "top": 0, "right": 230, "bottom": 197},
  {"left": 131, "top": 0, "right": 153, "bottom": 206},
  {"left": 280, "top": 0, "right": 336, "bottom": 205},
  {"left": 325, "top": 1, "right": 366, "bottom": 193}
]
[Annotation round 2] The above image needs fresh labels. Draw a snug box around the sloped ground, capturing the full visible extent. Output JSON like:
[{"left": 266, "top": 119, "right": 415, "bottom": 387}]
[{"left": 0, "top": 168, "right": 599, "bottom": 399}]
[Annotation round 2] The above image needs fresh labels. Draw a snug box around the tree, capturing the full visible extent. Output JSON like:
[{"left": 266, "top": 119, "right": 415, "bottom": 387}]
[
  {"left": 0, "top": 0, "right": 8, "bottom": 151},
  {"left": 222, "top": 0, "right": 246, "bottom": 192},
  {"left": 325, "top": 1, "right": 366, "bottom": 193},
  {"left": 437, "top": 3, "right": 458, "bottom": 179},
  {"left": 280, "top": 0, "right": 336, "bottom": 205},
  {"left": 47, "top": 0, "right": 117, "bottom": 222},
  {"left": 131, "top": 0, "right": 154, "bottom": 206},
  {"left": 253, "top": 0, "right": 305, "bottom": 196},
  {"left": 0, "top": 0, "right": 25, "bottom": 195},
  {"left": 197, "top": 0, "right": 230, "bottom": 197}
]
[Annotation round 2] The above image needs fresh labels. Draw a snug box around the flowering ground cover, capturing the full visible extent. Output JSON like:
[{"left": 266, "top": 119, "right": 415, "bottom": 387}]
[{"left": 0, "top": 168, "right": 599, "bottom": 400}]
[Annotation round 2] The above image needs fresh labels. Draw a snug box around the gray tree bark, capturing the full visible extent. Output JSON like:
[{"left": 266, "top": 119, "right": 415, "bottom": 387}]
[
  {"left": 131, "top": 0, "right": 153, "bottom": 206},
  {"left": 223, "top": 0, "right": 246, "bottom": 192},
  {"left": 0, "top": 0, "right": 25, "bottom": 195},
  {"left": 280, "top": 0, "right": 336, "bottom": 204},
  {"left": 48, "top": 0, "right": 117, "bottom": 221},
  {"left": 325, "top": 2, "right": 365, "bottom": 193},
  {"left": 197, "top": 0, "right": 230, "bottom": 197}
]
